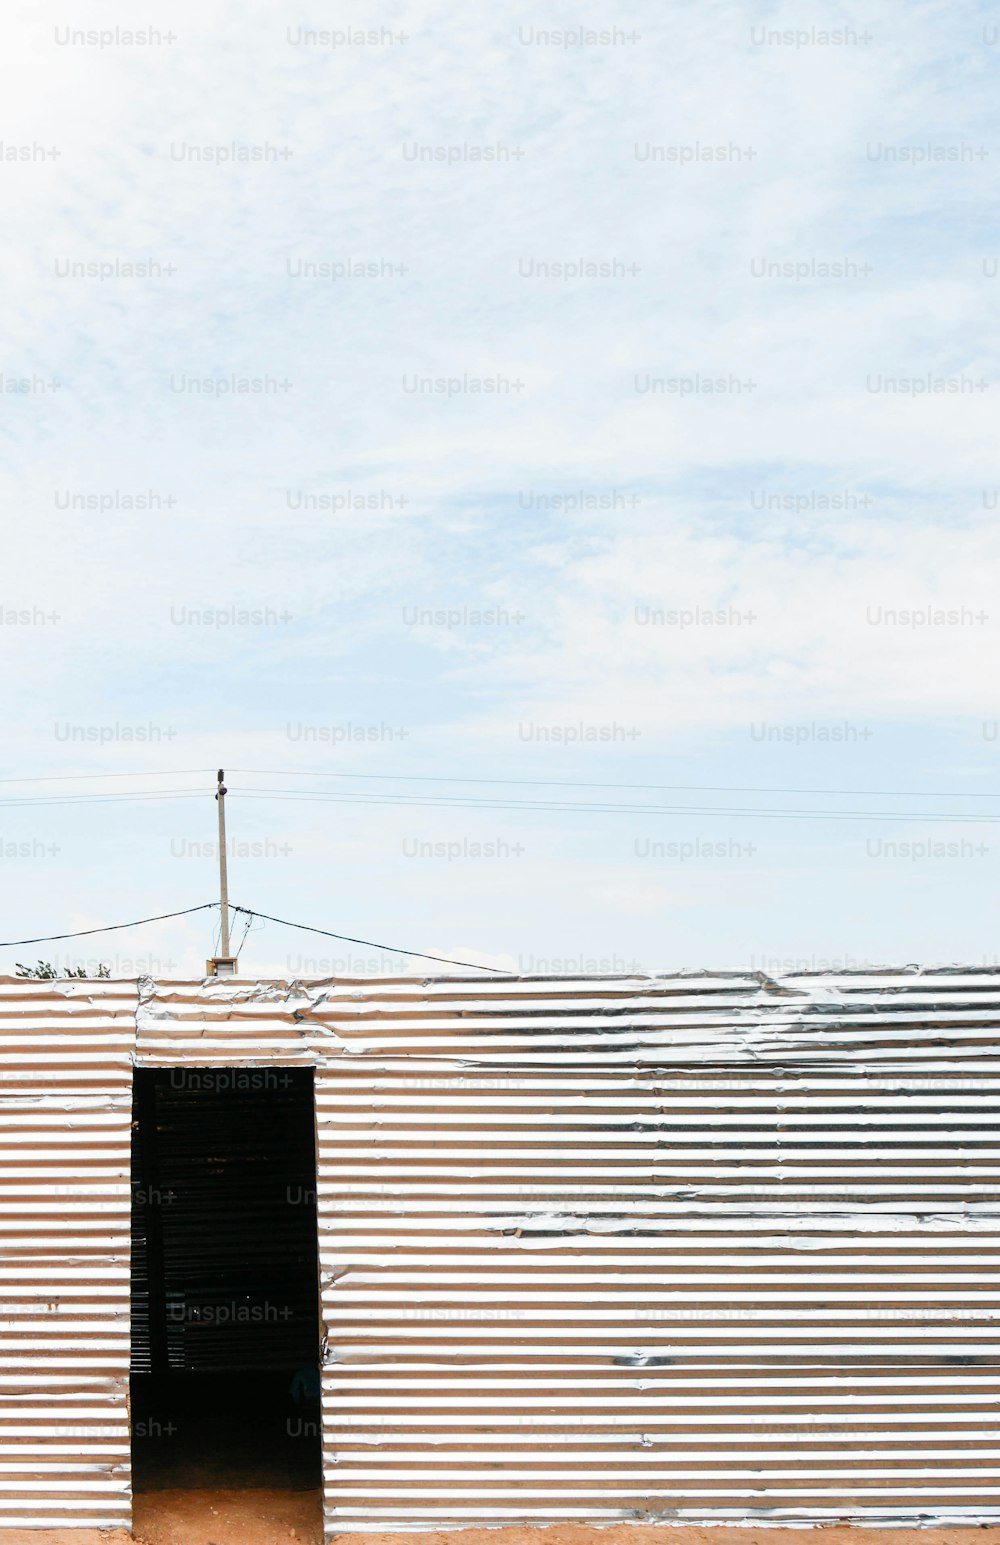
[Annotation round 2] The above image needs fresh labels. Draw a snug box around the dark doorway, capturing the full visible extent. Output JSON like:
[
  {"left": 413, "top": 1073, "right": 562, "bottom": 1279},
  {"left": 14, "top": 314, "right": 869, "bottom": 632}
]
[{"left": 130, "top": 1067, "right": 322, "bottom": 1498}]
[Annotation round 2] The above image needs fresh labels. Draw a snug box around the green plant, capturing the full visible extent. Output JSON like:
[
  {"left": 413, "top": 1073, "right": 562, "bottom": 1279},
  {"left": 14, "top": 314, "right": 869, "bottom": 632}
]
[{"left": 15, "top": 960, "right": 111, "bottom": 979}]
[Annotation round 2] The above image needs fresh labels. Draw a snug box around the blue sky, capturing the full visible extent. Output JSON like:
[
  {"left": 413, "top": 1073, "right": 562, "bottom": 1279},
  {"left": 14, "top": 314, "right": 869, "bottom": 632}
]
[{"left": 1, "top": 0, "right": 998, "bottom": 977}]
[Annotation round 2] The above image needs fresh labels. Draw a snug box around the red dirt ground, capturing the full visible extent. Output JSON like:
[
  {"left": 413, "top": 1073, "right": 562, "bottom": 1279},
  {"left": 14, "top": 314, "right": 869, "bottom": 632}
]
[{"left": 6, "top": 1512, "right": 1000, "bottom": 1545}]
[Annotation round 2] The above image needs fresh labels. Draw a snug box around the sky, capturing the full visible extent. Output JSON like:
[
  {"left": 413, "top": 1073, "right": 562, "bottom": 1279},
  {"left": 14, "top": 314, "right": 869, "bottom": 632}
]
[{"left": 1, "top": 0, "right": 998, "bottom": 979}]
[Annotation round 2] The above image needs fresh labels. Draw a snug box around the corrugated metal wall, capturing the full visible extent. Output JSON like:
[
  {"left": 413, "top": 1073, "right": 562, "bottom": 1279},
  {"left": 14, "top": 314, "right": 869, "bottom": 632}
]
[
  {"left": 0, "top": 977, "right": 135, "bottom": 1529},
  {"left": 4, "top": 969, "right": 1000, "bottom": 1532},
  {"left": 313, "top": 971, "right": 1000, "bottom": 1532},
  {"left": 137, "top": 970, "right": 1000, "bottom": 1534}
]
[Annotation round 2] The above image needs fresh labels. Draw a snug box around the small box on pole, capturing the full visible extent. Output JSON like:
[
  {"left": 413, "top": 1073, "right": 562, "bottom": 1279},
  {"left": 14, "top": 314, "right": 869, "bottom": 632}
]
[{"left": 205, "top": 956, "right": 238, "bottom": 978}]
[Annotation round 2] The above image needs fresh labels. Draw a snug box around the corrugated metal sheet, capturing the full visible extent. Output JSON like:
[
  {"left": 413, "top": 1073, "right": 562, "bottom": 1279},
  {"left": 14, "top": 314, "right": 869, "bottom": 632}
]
[
  {"left": 4, "top": 968, "right": 1000, "bottom": 1532},
  {"left": 137, "top": 969, "right": 1000, "bottom": 1534},
  {"left": 0, "top": 976, "right": 135, "bottom": 1529}
]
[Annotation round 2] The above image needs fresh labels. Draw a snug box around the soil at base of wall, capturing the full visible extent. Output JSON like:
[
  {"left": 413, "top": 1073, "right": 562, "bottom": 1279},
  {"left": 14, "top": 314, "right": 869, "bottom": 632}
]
[{"left": 6, "top": 1507, "right": 1000, "bottom": 1545}]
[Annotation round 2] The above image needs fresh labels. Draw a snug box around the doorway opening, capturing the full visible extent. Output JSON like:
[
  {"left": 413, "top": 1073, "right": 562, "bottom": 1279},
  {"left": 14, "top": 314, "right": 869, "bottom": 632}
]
[{"left": 130, "top": 1066, "right": 322, "bottom": 1503}]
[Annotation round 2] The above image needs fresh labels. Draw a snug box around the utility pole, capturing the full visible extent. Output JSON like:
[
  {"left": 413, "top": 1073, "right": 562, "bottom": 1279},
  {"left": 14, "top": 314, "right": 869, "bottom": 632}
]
[
  {"left": 216, "top": 768, "right": 231, "bottom": 957},
  {"left": 207, "top": 768, "right": 237, "bottom": 977}
]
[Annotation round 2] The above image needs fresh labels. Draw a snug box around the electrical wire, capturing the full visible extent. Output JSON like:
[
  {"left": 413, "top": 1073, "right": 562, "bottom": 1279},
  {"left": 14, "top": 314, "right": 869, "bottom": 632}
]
[
  {"left": 1, "top": 768, "right": 998, "bottom": 802},
  {"left": 228, "top": 788, "right": 1000, "bottom": 824},
  {"left": 230, "top": 768, "right": 1000, "bottom": 800},
  {"left": 2, "top": 783, "right": 994, "bottom": 822},
  {"left": 0, "top": 790, "right": 207, "bottom": 807},
  {"left": 0, "top": 903, "right": 218, "bottom": 949},
  {"left": 231, "top": 905, "right": 513, "bottom": 974},
  {"left": 0, "top": 900, "right": 505, "bottom": 975},
  {"left": 233, "top": 910, "right": 255, "bottom": 959},
  {"left": 0, "top": 784, "right": 992, "bottom": 823},
  {"left": 0, "top": 770, "right": 213, "bottom": 785}
]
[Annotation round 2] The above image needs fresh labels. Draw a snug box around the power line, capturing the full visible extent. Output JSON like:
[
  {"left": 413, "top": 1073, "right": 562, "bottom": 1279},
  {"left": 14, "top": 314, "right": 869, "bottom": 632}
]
[
  {"left": 0, "top": 791, "right": 206, "bottom": 807},
  {"left": 231, "top": 905, "right": 513, "bottom": 974},
  {"left": 229, "top": 788, "right": 1000, "bottom": 824},
  {"left": 230, "top": 768, "right": 1000, "bottom": 800},
  {"left": 233, "top": 910, "right": 257, "bottom": 959},
  {"left": 2, "top": 767, "right": 998, "bottom": 801},
  {"left": 0, "top": 903, "right": 218, "bottom": 949},
  {"left": 0, "top": 770, "right": 213, "bottom": 785},
  {"left": 0, "top": 782, "right": 995, "bottom": 823},
  {"left": 0, "top": 900, "right": 506, "bottom": 975}
]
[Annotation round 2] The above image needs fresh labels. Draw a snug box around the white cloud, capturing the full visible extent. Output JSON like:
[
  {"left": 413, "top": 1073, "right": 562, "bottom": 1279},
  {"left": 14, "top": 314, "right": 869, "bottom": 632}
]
[{"left": 1, "top": 0, "right": 997, "bottom": 976}]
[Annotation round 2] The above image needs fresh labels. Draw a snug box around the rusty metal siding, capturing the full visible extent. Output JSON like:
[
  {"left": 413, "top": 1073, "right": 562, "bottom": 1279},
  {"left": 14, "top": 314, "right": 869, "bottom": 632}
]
[
  {"left": 0, "top": 977, "right": 136, "bottom": 1529},
  {"left": 5, "top": 969, "right": 1000, "bottom": 1531}
]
